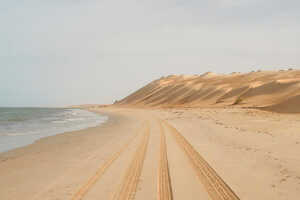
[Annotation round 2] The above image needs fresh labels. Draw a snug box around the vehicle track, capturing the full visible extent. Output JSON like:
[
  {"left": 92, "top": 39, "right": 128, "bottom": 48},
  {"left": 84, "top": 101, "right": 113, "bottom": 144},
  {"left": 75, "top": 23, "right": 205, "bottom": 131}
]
[
  {"left": 112, "top": 122, "right": 150, "bottom": 200},
  {"left": 157, "top": 121, "right": 173, "bottom": 200},
  {"left": 71, "top": 123, "right": 147, "bottom": 200},
  {"left": 163, "top": 120, "right": 240, "bottom": 200}
]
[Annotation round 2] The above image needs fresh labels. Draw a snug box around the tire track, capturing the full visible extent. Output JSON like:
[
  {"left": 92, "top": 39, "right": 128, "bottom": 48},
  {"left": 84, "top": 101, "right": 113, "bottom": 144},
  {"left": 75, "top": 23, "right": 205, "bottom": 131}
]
[
  {"left": 163, "top": 120, "right": 240, "bottom": 200},
  {"left": 112, "top": 122, "right": 150, "bottom": 200},
  {"left": 157, "top": 121, "right": 173, "bottom": 200},
  {"left": 71, "top": 123, "right": 146, "bottom": 200}
]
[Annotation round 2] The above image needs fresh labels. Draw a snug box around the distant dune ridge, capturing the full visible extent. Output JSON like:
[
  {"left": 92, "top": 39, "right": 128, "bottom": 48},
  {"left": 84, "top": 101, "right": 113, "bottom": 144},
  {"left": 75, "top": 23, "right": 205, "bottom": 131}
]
[{"left": 115, "top": 69, "right": 300, "bottom": 113}]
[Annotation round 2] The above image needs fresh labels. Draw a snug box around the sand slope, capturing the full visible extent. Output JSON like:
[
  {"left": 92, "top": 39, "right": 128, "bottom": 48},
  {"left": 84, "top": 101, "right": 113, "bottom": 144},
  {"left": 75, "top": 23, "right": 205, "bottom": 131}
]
[{"left": 116, "top": 70, "right": 300, "bottom": 113}]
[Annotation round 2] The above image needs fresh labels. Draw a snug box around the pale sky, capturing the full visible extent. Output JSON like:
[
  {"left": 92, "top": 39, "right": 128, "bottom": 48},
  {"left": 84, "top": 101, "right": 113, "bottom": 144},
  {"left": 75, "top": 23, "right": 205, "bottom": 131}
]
[{"left": 1, "top": 0, "right": 299, "bottom": 107}]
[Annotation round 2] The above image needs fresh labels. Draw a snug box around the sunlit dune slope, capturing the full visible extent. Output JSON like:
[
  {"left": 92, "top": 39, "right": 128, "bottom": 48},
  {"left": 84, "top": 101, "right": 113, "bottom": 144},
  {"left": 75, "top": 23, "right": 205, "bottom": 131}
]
[{"left": 115, "top": 70, "right": 300, "bottom": 113}]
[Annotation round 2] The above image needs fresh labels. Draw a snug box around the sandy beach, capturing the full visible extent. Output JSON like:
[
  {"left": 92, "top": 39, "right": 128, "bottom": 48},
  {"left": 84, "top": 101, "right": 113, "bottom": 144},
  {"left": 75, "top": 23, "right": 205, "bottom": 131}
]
[
  {"left": 1, "top": 106, "right": 300, "bottom": 200},
  {"left": 2, "top": 0, "right": 300, "bottom": 198}
]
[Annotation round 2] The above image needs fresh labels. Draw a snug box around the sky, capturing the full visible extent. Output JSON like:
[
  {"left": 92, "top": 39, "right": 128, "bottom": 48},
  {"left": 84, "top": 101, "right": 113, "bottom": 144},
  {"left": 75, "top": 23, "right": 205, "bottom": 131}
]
[{"left": 1, "top": 0, "right": 299, "bottom": 107}]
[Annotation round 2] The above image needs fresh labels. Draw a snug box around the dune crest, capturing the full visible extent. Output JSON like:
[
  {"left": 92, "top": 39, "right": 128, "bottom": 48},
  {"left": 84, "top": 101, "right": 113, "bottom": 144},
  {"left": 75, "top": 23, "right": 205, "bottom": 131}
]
[{"left": 116, "top": 70, "right": 300, "bottom": 113}]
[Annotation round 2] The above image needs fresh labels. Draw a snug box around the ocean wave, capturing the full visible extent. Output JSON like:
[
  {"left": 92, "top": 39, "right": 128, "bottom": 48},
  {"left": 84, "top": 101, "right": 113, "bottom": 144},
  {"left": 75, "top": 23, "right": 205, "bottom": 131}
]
[
  {"left": 0, "top": 108, "right": 108, "bottom": 152},
  {"left": 66, "top": 118, "right": 84, "bottom": 121},
  {"left": 52, "top": 120, "right": 68, "bottom": 124},
  {"left": 71, "top": 112, "right": 78, "bottom": 116},
  {"left": 4, "top": 132, "right": 40, "bottom": 136}
]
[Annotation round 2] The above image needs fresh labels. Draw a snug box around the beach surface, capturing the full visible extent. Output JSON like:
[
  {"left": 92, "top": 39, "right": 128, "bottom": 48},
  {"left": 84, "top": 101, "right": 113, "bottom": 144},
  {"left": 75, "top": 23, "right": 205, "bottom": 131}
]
[{"left": 1, "top": 106, "right": 300, "bottom": 200}]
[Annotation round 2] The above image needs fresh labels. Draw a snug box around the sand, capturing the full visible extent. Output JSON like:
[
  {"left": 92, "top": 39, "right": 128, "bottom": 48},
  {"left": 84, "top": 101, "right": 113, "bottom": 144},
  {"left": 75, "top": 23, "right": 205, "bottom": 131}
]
[
  {"left": 1, "top": 70, "right": 300, "bottom": 199},
  {"left": 1, "top": 106, "right": 300, "bottom": 200},
  {"left": 115, "top": 70, "right": 300, "bottom": 113}
]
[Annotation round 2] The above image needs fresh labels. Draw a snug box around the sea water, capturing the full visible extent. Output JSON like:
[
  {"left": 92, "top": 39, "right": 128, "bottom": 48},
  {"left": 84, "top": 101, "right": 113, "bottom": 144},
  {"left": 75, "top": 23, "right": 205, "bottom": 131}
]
[{"left": 0, "top": 107, "right": 107, "bottom": 153}]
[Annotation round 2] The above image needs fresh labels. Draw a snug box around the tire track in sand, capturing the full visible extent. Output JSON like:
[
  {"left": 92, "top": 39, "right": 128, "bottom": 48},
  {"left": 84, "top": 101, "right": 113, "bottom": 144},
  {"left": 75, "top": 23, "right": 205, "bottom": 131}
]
[
  {"left": 71, "top": 122, "right": 147, "bottom": 200},
  {"left": 163, "top": 120, "right": 240, "bottom": 200},
  {"left": 157, "top": 121, "right": 173, "bottom": 200},
  {"left": 112, "top": 122, "right": 150, "bottom": 200}
]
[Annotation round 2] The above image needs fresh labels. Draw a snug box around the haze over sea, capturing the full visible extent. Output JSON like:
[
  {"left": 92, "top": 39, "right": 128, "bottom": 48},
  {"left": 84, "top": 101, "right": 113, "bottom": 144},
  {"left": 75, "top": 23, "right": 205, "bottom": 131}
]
[{"left": 0, "top": 107, "right": 107, "bottom": 153}]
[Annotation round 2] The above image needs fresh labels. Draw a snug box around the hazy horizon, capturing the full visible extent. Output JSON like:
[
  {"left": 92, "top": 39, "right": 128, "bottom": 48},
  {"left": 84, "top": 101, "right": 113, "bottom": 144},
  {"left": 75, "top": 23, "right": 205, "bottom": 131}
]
[{"left": 1, "top": 1, "right": 299, "bottom": 107}]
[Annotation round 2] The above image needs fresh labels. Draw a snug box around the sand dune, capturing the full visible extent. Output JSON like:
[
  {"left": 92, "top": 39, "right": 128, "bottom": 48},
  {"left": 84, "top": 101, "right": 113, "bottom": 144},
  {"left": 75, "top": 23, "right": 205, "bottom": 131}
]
[
  {"left": 263, "top": 94, "right": 300, "bottom": 113},
  {"left": 116, "top": 69, "right": 300, "bottom": 113}
]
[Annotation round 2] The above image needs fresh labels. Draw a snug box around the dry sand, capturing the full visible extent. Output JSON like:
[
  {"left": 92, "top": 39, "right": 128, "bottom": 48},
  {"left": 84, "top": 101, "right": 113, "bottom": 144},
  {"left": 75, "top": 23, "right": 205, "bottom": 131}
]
[{"left": 1, "top": 106, "right": 300, "bottom": 200}]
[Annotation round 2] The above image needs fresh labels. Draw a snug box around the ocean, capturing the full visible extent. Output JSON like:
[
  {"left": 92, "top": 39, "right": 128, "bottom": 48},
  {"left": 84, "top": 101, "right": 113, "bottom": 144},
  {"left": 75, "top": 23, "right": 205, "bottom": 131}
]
[{"left": 0, "top": 107, "right": 107, "bottom": 153}]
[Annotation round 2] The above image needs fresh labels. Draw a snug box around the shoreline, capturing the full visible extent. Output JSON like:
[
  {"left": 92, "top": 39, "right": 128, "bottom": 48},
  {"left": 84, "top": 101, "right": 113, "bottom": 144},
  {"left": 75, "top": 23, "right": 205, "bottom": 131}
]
[
  {"left": 0, "top": 107, "right": 143, "bottom": 200},
  {"left": 1, "top": 107, "right": 300, "bottom": 199},
  {"left": 0, "top": 109, "right": 113, "bottom": 158},
  {"left": 0, "top": 108, "right": 108, "bottom": 154}
]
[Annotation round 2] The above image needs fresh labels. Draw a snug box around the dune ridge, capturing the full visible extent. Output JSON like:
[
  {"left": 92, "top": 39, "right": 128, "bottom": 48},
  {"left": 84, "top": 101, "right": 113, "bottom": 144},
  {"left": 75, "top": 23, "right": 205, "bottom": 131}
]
[{"left": 116, "top": 69, "right": 300, "bottom": 113}]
